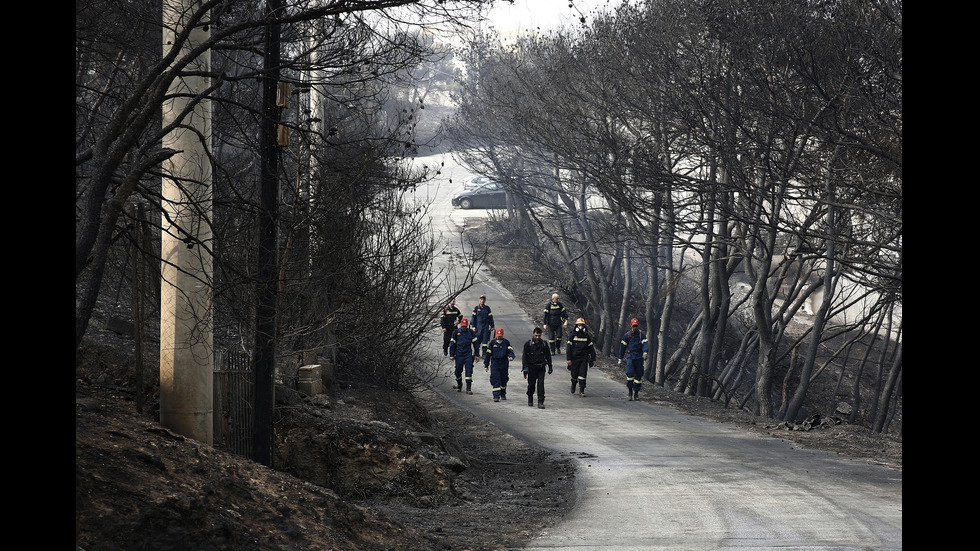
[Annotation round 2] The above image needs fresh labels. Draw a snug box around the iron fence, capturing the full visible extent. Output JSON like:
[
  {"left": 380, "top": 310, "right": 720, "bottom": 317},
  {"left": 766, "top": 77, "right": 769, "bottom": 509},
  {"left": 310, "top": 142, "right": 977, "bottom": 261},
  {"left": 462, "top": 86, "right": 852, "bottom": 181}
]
[{"left": 213, "top": 349, "right": 253, "bottom": 458}]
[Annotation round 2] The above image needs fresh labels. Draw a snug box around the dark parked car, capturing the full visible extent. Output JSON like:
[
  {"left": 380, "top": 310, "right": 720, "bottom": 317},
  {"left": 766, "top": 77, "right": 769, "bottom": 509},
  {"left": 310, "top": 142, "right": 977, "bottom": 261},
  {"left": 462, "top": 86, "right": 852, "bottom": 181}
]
[{"left": 451, "top": 181, "right": 508, "bottom": 209}]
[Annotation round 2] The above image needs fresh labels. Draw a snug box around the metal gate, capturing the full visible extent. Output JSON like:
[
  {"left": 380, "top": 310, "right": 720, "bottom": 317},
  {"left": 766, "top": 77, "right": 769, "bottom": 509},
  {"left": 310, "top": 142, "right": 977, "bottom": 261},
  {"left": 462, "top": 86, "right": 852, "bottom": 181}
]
[{"left": 213, "top": 349, "right": 253, "bottom": 458}]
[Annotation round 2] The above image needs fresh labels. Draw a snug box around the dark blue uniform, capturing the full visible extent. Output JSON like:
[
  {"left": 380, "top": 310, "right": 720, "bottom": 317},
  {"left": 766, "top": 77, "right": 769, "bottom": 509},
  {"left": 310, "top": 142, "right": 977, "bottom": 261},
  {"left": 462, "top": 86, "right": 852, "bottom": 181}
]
[
  {"left": 450, "top": 325, "right": 481, "bottom": 393},
  {"left": 618, "top": 327, "right": 649, "bottom": 399},
  {"left": 471, "top": 302, "right": 494, "bottom": 349},
  {"left": 484, "top": 337, "right": 515, "bottom": 401}
]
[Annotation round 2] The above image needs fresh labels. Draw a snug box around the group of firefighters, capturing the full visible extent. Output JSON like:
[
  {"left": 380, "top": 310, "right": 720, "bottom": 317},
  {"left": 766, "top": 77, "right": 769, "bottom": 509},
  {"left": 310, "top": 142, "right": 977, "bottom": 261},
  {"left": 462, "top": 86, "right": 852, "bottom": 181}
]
[{"left": 440, "top": 293, "right": 650, "bottom": 408}]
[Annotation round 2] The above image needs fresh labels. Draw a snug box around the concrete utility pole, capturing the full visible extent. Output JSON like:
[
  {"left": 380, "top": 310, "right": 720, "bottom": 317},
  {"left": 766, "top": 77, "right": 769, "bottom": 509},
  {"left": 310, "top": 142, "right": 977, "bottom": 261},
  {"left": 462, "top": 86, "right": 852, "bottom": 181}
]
[{"left": 160, "top": 0, "right": 213, "bottom": 444}]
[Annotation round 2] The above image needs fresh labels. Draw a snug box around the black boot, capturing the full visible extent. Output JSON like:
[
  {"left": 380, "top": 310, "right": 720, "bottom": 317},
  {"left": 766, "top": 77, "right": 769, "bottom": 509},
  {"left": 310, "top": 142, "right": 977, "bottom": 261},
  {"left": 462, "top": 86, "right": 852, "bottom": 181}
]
[
  {"left": 628, "top": 388, "right": 634, "bottom": 401},
  {"left": 571, "top": 380, "right": 577, "bottom": 394},
  {"left": 528, "top": 396, "right": 534, "bottom": 407},
  {"left": 538, "top": 398, "right": 545, "bottom": 409},
  {"left": 456, "top": 378, "right": 463, "bottom": 392},
  {"left": 466, "top": 380, "right": 473, "bottom": 395}
]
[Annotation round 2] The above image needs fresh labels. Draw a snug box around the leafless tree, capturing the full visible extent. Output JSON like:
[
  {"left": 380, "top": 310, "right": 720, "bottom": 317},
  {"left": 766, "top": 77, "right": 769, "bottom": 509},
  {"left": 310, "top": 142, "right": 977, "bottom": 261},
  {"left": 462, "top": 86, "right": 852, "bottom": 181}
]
[
  {"left": 446, "top": 0, "right": 901, "bottom": 429},
  {"left": 77, "top": 0, "right": 494, "bottom": 391}
]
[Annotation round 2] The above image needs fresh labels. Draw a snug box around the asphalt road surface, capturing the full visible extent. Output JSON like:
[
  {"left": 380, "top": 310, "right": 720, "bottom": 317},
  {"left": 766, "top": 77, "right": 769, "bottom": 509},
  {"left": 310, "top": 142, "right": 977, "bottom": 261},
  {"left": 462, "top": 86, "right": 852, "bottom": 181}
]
[{"left": 411, "top": 152, "right": 902, "bottom": 551}]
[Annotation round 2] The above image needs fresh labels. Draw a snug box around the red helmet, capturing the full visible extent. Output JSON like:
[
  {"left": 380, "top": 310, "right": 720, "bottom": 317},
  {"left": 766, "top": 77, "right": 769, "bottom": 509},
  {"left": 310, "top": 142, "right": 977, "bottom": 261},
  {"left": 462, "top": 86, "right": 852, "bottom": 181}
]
[
  {"left": 460, "top": 318, "right": 468, "bottom": 327},
  {"left": 631, "top": 318, "right": 639, "bottom": 326},
  {"left": 495, "top": 328, "right": 504, "bottom": 337}
]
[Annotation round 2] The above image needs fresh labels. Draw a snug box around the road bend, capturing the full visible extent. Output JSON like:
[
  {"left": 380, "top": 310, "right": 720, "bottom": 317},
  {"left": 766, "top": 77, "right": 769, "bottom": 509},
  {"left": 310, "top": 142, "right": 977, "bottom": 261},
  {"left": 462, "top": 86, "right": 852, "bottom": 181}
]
[{"left": 412, "top": 152, "right": 902, "bottom": 551}]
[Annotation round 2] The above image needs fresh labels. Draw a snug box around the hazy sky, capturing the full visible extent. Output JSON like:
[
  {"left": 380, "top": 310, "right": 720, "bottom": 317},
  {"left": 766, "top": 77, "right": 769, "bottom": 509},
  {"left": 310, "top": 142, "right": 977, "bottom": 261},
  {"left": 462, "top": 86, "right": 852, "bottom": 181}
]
[{"left": 484, "top": 0, "right": 614, "bottom": 37}]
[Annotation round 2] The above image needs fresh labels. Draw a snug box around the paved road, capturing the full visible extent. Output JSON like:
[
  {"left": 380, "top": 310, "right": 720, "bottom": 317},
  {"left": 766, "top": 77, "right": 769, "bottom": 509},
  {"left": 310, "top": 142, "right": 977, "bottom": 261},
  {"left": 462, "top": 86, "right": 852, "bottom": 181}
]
[{"left": 411, "top": 152, "right": 902, "bottom": 550}]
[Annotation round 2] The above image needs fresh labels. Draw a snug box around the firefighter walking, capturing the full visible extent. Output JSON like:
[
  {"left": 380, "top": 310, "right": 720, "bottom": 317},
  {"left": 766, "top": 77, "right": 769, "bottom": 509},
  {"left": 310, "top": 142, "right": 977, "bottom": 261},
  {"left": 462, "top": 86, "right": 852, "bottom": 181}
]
[
  {"left": 471, "top": 294, "right": 495, "bottom": 350},
  {"left": 566, "top": 318, "right": 596, "bottom": 397},
  {"left": 440, "top": 298, "right": 462, "bottom": 356},
  {"left": 449, "top": 318, "right": 480, "bottom": 394},
  {"left": 542, "top": 293, "right": 568, "bottom": 354},
  {"left": 618, "top": 318, "right": 650, "bottom": 401},
  {"left": 484, "top": 328, "right": 515, "bottom": 402}
]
